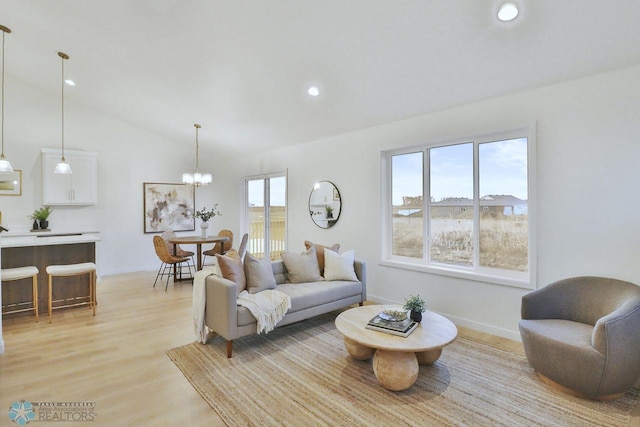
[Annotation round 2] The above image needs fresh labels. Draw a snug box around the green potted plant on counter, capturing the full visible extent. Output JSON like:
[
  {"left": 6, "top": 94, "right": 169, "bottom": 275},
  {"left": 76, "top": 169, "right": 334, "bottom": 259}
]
[
  {"left": 403, "top": 294, "right": 426, "bottom": 323},
  {"left": 30, "top": 206, "right": 53, "bottom": 231}
]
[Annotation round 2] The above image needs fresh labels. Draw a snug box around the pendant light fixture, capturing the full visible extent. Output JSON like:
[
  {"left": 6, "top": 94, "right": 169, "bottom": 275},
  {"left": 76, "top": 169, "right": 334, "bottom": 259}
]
[
  {"left": 54, "top": 51, "right": 72, "bottom": 174},
  {"left": 0, "top": 25, "right": 14, "bottom": 173},
  {"left": 182, "top": 123, "right": 211, "bottom": 186}
]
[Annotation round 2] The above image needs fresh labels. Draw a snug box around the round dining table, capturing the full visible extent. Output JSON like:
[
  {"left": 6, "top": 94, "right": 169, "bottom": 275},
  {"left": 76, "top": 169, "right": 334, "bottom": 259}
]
[{"left": 168, "top": 235, "right": 230, "bottom": 271}]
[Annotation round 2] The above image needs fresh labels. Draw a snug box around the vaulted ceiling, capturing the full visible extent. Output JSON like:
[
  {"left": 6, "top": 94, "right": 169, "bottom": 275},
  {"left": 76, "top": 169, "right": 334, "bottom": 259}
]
[{"left": 3, "top": 0, "right": 640, "bottom": 158}]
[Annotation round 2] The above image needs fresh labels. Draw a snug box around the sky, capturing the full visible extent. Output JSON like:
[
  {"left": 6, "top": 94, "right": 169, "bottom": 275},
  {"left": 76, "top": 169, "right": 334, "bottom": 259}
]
[
  {"left": 392, "top": 137, "right": 528, "bottom": 205},
  {"left": 247, "top": 176, "right": 286, "bottom": 207}
]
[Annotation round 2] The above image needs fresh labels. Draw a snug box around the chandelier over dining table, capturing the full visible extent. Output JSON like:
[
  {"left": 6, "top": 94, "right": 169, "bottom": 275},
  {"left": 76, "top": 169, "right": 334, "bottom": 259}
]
[{"left": 182, "top": 123, "right": 211, "bottom": 186}]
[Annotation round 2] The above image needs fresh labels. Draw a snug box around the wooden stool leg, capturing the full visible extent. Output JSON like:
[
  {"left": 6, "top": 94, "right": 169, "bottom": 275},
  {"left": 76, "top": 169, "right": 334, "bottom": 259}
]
[
  {"left": 48, "top": 274, "right": 53, "bottom": 324},
  {"left": 33, "top": 275, "right": 39, "bottom": 322},
  {"left": 92, "top": 271, "right": 96, "bottom": 316}
]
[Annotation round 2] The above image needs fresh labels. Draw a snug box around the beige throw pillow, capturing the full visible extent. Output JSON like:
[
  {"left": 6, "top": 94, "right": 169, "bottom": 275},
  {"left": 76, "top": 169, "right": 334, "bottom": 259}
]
[
  {"left": 215, "top": 251, "right": 246, "bottom": 295},
  {"left": 323, "top": 248, "right": 358, "bottom": 281},
  {"left": 280, "top": 246, "right": 323, "bottom": 283},
  {"left": 304, "top": 241, "right": 340, "bottom": 275},
  {"left": 244, "top": 252, "right": 277, "bottom": 294}
]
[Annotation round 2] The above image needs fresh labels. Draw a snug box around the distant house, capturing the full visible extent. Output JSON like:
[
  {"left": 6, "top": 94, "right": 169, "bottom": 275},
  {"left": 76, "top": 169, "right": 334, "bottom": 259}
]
[
  {"left": 479, "top": 195, "right": 528, "bottom": 216},
  {"left": 428, "top": 195, "right": 527, "bottom": 218}
]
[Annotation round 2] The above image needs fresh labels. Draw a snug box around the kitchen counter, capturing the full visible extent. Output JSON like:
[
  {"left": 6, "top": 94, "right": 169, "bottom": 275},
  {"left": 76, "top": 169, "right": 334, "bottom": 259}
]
[
  {"left": 1, "top": 230, "right": 100, "bottom": 318},
  {"left": 0, "top": 230, "right": 101, "bottom": 248}
]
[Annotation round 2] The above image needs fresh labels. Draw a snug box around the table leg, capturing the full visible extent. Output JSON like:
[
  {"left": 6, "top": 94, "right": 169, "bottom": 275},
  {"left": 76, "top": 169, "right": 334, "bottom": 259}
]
[
  {"left": 372, "top": 350, "right": 419, "bottom": 391},
  {"left": 343, "top": 336, "right": 375, "bottom": 360},
  {"left": 416, "top": 348, "right": 443, "bottom": 365},
  {"left": 196, "top": 244, "right": 203, "bottom": 270}
]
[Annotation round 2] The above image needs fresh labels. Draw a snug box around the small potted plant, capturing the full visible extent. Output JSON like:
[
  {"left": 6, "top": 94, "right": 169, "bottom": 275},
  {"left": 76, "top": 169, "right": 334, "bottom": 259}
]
[
  {"left": 30, "top": 206, "right": 53, "bottom": 230},
  {"left": 194, "top": 204, "right": 221, "bottom": 237},
  {"left": 403, "top": 294, "right": 426, "bottom": 323},
  {"left": 325, "top": 204, "right": 334, "bottom": 219}
]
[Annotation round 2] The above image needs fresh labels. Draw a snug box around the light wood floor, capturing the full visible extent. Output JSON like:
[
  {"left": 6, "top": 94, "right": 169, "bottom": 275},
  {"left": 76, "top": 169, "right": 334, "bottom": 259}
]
[{"left": 1, "top": 271, "right": 638, "bottom": 426}]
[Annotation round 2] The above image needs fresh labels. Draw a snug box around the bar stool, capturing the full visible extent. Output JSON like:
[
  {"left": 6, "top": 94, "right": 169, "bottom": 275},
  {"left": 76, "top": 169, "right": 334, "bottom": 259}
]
[
  {"left": 1, "top": 266, "right": 39, "bottom": 322},
  {"left": 46, "top": 262, "right": 97, "bottom": 324}
]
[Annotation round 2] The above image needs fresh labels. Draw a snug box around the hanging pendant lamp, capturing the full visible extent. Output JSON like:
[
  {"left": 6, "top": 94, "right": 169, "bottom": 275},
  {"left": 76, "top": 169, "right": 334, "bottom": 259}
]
[
  {"left": 54, "top": 52, "right": 72, "bottom": 174},
  {"left": 0, "top": 25, "right": 14, "bottom": 173},
  {"left": 182, "top": 123, "right": 211, "bottom": 186}
]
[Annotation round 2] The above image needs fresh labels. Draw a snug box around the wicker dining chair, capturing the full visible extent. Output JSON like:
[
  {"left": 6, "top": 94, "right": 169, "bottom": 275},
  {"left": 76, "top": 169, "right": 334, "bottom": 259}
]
[
  {"left": 202, "top": 229, "right": 234, "bottom": 264},
  {"left": 161, "top": 230, "right": 196, "bottom": 272},
  {"left": 152, "top": 235, "right": 193, "bottom": 291}
]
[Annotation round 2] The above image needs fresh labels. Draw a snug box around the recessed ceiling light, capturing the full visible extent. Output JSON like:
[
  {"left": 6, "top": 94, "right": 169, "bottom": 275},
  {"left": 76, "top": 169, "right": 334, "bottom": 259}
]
[
  {"left": 307, "top": 86, "right": 320, "bottom": 97},
  {"left": 65, "top": 79, "right": 76, "bottom": 86},
  {"left": 497, "top": 2, "right": 519, "bottom": 22}
]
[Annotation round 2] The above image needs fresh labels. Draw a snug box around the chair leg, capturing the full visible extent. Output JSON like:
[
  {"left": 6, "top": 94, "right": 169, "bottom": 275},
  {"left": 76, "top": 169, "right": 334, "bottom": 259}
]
[
  {"left": 48, "top": 274, "right": 53, "bottom": 324},
  {"left": 165, "top": 263, "right": 173, "bottom": 291},
  {"left": 92, "top": 270, "right": 96, "bottom": 317},
  {"left": 33, "top": 275, "right": 39, "bottom": 322},
  {"left": 153, "top": 262, "right": 166, "bottom": 288}
]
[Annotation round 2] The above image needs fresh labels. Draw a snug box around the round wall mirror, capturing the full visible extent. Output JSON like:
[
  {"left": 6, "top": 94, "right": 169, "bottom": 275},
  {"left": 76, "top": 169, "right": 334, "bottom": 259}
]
[{"left": 309, "top": 181, "right": 341, "bottom": 228}]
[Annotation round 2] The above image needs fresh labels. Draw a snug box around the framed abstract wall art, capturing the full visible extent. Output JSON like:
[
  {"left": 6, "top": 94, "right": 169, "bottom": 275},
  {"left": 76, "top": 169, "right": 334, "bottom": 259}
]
[{"left": 143, "top": 182, "right": 195, "bottom": 233}]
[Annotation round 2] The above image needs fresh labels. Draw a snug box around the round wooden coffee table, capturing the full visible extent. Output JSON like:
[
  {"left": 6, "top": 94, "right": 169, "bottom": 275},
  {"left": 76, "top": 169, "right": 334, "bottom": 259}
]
[{"left": 335, "top": 305, "right": 458, "bottom": 391}]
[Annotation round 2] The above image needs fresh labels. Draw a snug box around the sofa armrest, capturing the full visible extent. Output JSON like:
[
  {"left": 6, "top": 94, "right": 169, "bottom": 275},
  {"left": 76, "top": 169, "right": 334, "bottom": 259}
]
[
  {"left": 354, "top": 260, "right": 367, "bottom": 302},
  {"left": 205, "top": 274, "right": 239, "bottom": 340}
]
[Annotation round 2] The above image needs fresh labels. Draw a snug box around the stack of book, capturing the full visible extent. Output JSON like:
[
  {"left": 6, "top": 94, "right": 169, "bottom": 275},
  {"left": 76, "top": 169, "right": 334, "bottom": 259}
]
[{"left": 365, "top": 312, "right": 418, "bottom": 337}]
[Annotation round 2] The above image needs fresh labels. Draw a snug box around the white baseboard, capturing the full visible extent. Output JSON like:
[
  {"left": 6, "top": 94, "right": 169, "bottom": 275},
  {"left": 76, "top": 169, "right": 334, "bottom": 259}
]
[{"left": 368, "top": 294, "right": 522, "bottom": 342}]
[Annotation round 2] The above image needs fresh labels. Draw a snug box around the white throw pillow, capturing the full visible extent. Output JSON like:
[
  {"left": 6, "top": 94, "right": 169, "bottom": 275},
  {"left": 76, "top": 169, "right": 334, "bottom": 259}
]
[{"left": 323, "top": 248, "right": 358, "bottom": 281}]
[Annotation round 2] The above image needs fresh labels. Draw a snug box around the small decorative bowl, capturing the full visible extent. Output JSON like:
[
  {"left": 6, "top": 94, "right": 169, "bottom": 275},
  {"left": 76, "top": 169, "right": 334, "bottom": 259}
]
[{"left": 379, "top": 308, "right": 408, "bottom": 321}]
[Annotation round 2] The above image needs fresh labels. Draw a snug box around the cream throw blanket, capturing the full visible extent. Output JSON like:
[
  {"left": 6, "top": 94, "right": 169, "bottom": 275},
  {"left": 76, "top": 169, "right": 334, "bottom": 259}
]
[
  {"left": 193, "top": 265, "right": 291, "bottom": 343},
  {"left": 193, "top": 267, "right": 218, "bottom": 344},
  {"left": 237, "top": 290, "right": 291, "bottom": 335}
]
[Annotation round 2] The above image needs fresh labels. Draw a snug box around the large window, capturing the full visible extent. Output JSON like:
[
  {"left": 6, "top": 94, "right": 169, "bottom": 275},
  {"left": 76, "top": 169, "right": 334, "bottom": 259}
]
[
  {"left": 384, "top": 127, "right": 534, "bottom": 288},
  {"left": 245, "top": 173, "right": 287, "bottom": 260}
]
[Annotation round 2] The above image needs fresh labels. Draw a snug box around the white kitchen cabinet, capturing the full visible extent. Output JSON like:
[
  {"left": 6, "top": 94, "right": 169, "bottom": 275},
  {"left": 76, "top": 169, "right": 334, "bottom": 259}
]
[{"left": 42, "top": 148, "right": 98, "bottom": 205}]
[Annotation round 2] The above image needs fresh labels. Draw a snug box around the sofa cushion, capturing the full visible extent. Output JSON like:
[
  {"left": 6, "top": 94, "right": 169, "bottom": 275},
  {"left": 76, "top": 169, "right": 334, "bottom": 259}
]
[
  {"left": 215, "top": 251, "right": 246, "bottom": 295},
  {"left": 244, "top": 252, "right": 277, "bottom": 294},
  {"left": 277, "top": 281, "right": 362, "bottom": 313},
  {"left": 304, "top": 241, "right": 340, "bottom": 275},
  {"left": 280, "top": 246, "right": 323, "bottom": 283},
  {"left": 323, "top": 249, "right": 358, "bottom": 281}
]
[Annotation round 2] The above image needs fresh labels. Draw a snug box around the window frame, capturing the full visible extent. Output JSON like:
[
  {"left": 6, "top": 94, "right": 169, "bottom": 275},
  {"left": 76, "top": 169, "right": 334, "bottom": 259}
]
[{"left": 381, "top": 125, "right": 536, "bottom": 290}]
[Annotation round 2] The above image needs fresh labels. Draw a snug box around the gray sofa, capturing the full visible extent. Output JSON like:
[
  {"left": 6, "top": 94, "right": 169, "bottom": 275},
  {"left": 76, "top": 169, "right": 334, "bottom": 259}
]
[
  {"left": 204, "top": 259, "right": 366, "bottom": 357},
  {"left": 519, "top": 276, "right": 640, "bottom": 400}
]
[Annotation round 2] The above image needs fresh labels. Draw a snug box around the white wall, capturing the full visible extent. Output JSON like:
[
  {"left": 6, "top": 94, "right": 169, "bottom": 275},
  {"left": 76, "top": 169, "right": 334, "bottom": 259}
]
[
  {"left": 215, "top": 64, "right": 640, "bottom": 341},
  {"left": 3, "top": 64, "right": 639, "bottom": 341}
]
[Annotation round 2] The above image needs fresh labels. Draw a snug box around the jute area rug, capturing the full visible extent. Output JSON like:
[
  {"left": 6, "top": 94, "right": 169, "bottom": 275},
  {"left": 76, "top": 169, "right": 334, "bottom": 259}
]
[{"left": 167, "top": 313, "right": 639, "bottom": 427}]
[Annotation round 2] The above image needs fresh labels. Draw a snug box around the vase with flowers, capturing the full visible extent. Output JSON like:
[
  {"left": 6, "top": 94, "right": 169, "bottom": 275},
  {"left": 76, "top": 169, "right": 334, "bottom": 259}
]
[{"left": 195, "top": 204, "right": 221, "bottom": 238}]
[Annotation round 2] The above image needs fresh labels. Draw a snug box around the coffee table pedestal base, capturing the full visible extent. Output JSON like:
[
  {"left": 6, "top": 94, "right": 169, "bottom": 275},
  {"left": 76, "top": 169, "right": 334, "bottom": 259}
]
[
  {"left": 373, "top": 350, "right": 419, "bottom": 391},
  {"left": 416, "top": 348, "right": 442, "bottom": 365},
  {"left": 343, "top": 337, "right": 376, "bottom": 360}
]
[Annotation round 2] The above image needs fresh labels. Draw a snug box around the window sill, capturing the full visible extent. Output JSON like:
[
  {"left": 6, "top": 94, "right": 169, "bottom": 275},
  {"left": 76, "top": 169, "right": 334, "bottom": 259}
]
[{"left": 379, "top": 259, "right": 534, "bottom": 290}]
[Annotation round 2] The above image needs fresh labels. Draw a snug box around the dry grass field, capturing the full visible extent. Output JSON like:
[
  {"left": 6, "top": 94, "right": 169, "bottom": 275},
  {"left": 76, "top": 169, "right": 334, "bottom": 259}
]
[{"left": 393, "top": 214, "right": 528, "bottom": 271}]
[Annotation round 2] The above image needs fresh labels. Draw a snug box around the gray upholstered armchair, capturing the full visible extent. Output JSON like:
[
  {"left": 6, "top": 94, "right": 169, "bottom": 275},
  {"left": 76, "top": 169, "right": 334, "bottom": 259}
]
[{"left": 519, "top": 276, "right": 640, "bottom": 400}]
